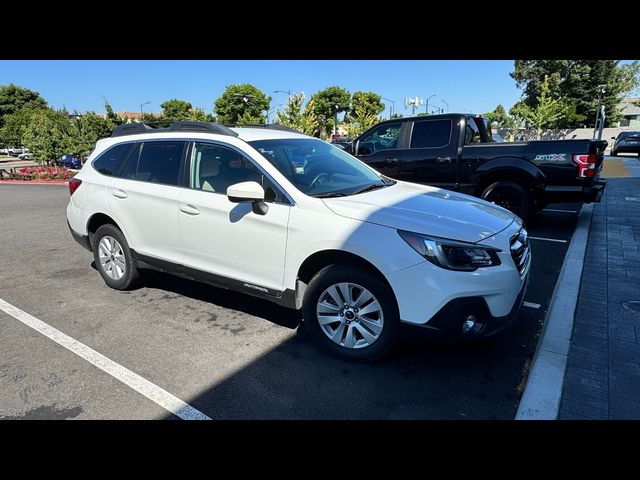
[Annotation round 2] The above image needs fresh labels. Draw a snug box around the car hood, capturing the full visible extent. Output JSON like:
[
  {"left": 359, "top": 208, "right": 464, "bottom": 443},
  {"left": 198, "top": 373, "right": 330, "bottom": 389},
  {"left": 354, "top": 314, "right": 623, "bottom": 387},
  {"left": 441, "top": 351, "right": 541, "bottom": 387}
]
[{"left": 322, "top": 181, "right": 516, "bottom": 243}]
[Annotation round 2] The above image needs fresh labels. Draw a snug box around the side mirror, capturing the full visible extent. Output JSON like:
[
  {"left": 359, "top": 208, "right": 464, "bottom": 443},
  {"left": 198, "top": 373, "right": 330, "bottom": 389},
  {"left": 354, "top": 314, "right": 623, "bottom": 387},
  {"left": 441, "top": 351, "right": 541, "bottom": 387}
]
[{"left": 227, "top": 181, "right": 268, "bottom": 215}]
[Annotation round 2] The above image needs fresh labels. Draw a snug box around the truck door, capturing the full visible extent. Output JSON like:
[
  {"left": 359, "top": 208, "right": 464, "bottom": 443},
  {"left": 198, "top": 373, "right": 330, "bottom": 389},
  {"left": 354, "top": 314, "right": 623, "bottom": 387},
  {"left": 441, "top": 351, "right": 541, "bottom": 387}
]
[
  {"left": 397, "top": 118, "right": 458, "bottom": 189},
  {"left": 354, "top": 121, "right": 405, "bottom": 177}
]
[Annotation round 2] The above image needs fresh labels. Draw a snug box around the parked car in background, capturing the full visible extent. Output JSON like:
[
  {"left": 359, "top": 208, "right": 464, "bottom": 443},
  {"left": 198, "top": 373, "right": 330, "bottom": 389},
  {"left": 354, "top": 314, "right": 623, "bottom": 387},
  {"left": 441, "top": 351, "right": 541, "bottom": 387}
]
[
  {"left": 8, "top": 147, "right": 24, "bottom": 155},
  {"left": 492, "top": 133, "right": 506, "bottom": 142},
  {"left": 67, "top": 121, "right": 529, "bottom": 361},
  {"left": 56, "top": 153, "right": 83, "bottom": 169},
  {"left": 0, "top": 148, "right": 9, "bottom": 155},
  {"left": 610, "top": 131, "right": 640, "bottom": 157},
  {"left": 345, "top": 114, "right": 607, "bottom": 220},
  {"left": 17, "top": 152, "right": 33, "bottom": 160}
]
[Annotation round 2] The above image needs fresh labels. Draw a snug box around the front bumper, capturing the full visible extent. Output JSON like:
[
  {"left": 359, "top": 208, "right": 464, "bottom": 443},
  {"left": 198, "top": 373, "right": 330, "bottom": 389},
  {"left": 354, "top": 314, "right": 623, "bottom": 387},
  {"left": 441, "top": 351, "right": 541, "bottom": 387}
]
[
  {"left": 425, "top": 270, "right": 529, "bottom": 336},
  {"left": 543, "top": 179, "right": 606, "bottom": 204}
]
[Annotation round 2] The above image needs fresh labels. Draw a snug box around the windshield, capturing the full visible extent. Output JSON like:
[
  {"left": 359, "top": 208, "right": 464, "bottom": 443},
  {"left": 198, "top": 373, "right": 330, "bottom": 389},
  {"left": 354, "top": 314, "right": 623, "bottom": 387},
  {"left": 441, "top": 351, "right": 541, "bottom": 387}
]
[{"left": 248, "top": 138, "right": 394, "bottom": 198}]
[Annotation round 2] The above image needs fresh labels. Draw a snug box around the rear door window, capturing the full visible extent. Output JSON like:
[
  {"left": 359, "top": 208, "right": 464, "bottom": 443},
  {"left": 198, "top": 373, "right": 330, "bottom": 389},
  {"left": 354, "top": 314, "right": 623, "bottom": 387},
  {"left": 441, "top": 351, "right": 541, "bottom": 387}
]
[
  {"left": 410, "top": 119, "right": 452, "bottom": 148},
  {"left": 120, "top": 141, "right": 186, "bottom": 186}
]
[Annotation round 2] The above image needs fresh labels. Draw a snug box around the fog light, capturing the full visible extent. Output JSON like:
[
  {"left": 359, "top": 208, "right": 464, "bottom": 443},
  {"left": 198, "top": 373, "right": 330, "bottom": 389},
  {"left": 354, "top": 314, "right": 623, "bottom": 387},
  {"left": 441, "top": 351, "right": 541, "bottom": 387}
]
[{"left": 462, "top": 315, "right": 477, "bottom": 334}]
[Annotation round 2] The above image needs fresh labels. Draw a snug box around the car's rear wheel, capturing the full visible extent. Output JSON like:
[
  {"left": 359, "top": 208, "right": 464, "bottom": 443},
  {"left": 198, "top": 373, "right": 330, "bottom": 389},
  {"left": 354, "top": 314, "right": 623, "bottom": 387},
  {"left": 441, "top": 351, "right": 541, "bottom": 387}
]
[
  {"left": 93, "top": 224, "right": 139, "bottom": 290},
  {"left": 302, "top": 264, "right": 399, "bottom": 362},
  {"left": 481, "top": 181, "right": 532, "bottom": 220}
]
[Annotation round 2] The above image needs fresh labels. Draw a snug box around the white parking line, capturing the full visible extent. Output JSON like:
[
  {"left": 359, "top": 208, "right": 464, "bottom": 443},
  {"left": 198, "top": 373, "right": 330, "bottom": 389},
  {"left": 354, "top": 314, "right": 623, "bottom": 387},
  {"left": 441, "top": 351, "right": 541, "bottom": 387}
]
[
  {"left": 542, "top": 209, "right": 578, "bottom": 213},
  {"left": 523, "top": 301, "right": 541, "bottom": 309},
  {"left": 528, "top": 236, "right": 568, "bottom": 243},
  {"left": 0, "top": 297, "right": 211, "bottom": 420}
]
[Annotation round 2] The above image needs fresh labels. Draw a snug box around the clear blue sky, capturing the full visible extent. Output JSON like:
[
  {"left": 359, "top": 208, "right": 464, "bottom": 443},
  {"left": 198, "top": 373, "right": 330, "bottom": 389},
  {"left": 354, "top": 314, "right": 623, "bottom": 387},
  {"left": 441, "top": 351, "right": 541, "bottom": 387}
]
[{"left": 0, "top": 60, "right": 527, "bottom": 116}]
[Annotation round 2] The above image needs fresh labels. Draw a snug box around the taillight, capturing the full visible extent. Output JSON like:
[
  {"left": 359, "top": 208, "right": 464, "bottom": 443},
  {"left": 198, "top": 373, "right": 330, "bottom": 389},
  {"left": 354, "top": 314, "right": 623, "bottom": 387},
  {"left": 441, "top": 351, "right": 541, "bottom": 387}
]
[
  {"left": 68, "top": 177, "right": 82, "bottom": 196},
  {"left": 573, "top": 154, "right": 597, "bottom": 178}
]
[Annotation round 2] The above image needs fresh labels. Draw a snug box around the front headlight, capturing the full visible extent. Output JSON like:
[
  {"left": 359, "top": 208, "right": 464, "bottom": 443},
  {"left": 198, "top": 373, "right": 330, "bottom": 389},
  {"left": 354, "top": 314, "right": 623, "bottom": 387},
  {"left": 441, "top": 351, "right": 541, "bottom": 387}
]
[{"left": 398, "top": 230, "right": 501, "bottom": 271}]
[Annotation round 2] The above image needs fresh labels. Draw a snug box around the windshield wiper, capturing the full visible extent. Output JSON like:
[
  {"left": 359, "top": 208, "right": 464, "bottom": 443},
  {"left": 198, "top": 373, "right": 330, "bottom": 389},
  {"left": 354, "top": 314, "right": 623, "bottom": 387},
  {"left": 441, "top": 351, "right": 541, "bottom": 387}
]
[
  {"left": 352, "top": 182, "right": 390, "bottom": 195},
  {"left": 315, "top": 192, "right": 348, "bottom": 198}
]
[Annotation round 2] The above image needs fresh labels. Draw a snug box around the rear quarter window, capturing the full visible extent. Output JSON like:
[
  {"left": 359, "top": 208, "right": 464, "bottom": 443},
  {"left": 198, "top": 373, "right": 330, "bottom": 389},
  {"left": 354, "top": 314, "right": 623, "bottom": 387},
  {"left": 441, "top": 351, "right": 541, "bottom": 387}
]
[{"left": 92, "top": 143, "right": 137, "bottom": 176}]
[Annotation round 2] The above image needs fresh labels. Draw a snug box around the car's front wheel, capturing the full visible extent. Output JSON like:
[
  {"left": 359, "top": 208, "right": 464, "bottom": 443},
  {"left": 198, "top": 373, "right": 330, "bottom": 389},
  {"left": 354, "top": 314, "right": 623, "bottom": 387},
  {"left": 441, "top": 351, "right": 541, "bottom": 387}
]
[
  {"left": 93, "top": 224, "right": 139, "bottom": 290},
  {"left": 302, "top": 264, "right": 399, "bottom": 362}
]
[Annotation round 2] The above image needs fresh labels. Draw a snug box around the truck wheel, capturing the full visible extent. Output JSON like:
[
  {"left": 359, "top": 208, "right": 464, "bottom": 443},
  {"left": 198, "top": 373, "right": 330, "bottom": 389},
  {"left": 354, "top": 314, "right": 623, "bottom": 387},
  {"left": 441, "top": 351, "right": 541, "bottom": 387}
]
[
  {"left": 481, "top": 181, "right": 532, "bottom": 220},
  {"left": 302, "top": 264, "right": 399, "bottom": 362}
]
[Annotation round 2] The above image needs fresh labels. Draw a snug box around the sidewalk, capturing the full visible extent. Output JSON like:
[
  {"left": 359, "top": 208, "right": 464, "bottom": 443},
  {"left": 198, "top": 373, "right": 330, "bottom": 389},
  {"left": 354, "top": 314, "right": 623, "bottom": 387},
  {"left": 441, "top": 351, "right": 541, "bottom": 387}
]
[{"left": 558, "top": 168, "right": 640, "bottom": 419}]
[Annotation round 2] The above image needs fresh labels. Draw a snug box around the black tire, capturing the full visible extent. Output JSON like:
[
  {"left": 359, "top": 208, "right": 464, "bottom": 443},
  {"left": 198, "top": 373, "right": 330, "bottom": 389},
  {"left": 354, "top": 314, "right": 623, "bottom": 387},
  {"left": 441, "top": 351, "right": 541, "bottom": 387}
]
[
  {"left": 481, "top": 181, "right": 532, "bottom": 221},
  {"left": 302, "top": 264, "right": 399, "bottom": 362},
  {"left": 92, "top": 224, "right": 139, "bottom": 290},
  {"left": 534, "top": 199, "right": 548, "bottom": 214}
]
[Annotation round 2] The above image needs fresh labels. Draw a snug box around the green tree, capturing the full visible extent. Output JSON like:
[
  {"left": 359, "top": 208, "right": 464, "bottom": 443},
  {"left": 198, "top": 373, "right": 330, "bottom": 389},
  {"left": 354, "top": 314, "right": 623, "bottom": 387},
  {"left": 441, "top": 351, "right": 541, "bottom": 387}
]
[
  {"left": 345, "top": 103, "right": 381, "bottom": 138},
  {"left": 300, "top": 98, "right": 322, "bottom": 137},
  {"left": 161, "top": 99, "right": 193, "bottom": 120},
  {"left": 349, "top": 91, "right": 384, "bottom": 119},
  {"left": 509, "top": 76, "right": 572, "bottom": 138},
  {"left": 21, "top": 109, "right": 71, "bottom": 164},
  {"left": 214, "top": 84, "right": 271, "bottom": 125},
  {"left": 66, "top": 112, "right": 113, "bottom": 155},
  {"left": 486, "top": 104, "right": 509, "bottom": 128},
  {"left": 0, "top": 107, "right": 40, "bottom": 146},
  {"left": 312, "top": 86, "right": 351, "bottom": 136},
  {"left": 187, "top": 108, "right": 208, "bottom": 122},
  {"left": 276, "top": 92, "right": 305, "bottom": 130},
  {"left": 511, "top": 60, "right": 638, "bottom": 127},
  {"left": 104, "top": 100, "right": 123, "bottom": 127},
  {"left": 0, "top": 84, "right": 48, "bottom": 128}
]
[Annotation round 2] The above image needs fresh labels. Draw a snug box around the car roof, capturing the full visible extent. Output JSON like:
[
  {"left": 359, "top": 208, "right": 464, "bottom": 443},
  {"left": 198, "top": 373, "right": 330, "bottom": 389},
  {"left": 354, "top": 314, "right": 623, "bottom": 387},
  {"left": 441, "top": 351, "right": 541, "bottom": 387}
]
[{"left": 230, "top": 127, "right": 310, "bottom": 141}]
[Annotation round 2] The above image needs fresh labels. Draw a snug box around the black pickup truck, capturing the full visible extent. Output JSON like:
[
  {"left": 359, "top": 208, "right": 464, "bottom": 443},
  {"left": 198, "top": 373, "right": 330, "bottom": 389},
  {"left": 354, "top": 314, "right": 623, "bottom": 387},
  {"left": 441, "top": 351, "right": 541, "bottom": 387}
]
[{"left": 345, "top": 114, "right": 607, "bottom": 219}]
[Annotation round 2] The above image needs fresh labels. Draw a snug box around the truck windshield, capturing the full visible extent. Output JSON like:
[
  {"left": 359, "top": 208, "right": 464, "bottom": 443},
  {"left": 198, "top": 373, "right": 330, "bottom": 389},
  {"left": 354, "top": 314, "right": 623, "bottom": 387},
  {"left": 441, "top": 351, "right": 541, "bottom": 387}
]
[{"left": 249, "top": 138, "right": 394, "bottom": 198}]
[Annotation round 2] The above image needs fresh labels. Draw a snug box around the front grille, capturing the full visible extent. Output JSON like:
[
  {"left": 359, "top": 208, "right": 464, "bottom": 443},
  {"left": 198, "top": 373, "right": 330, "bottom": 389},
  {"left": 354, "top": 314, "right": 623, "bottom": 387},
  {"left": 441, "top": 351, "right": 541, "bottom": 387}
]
[{"left": 510, "top": 227, "right": 530, "bottom": 276}]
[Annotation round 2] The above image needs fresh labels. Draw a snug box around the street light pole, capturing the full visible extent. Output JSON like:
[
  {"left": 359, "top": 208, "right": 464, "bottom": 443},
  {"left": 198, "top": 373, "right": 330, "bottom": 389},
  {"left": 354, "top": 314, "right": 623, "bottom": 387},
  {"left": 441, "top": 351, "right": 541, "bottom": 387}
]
[
  {"left": 593, "top": 84, "right": 607, "bottom": 140},
  {"left": 425, "top": 94, "right": 436, "bottom": 114},
  {"left": 140, "top": 101, "right": 150, "bottom": 121},
  {"left": 382, "top": 97, "right": 395, "bottom": 119},
  {"left": 441, "top": 99, "right": 449, "bottom": 113}
]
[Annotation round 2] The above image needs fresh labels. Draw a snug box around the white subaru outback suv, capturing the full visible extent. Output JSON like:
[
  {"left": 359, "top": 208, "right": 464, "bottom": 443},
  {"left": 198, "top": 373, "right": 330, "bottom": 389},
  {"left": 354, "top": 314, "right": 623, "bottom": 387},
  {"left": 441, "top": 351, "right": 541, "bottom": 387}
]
[{"left": 67, "top": 122, "right": 530, "bottom": 361}]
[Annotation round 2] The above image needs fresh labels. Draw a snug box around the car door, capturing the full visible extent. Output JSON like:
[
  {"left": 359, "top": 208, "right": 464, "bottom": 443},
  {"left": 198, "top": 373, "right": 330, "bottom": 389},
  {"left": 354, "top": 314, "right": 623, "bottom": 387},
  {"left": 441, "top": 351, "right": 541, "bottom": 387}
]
[
  {"left": 106, "top": 139, "right": 187, "bottom": 264},
  {"left": 178, "top": 141, "right": 291, "bottom": 292},
  {"left": 354, "top": 122, "right": 405, "bottom": 177},
  {"left": 396, "top": 118, "right": 458, "bottom": 188}
]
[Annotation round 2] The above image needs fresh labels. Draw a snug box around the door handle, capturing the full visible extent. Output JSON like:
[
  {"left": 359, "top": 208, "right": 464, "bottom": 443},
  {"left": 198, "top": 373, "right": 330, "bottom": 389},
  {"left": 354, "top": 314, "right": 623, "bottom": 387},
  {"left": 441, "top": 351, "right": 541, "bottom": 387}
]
[
  {"left": 179, "top": 204, "right": 200, "bottom": 216},
  {"left": 385, "top": 157, "right": 399, "bottom": 164},
  {"left": 112, "top": 189, "right": 128, "bottom": 199},
  {"left": 436, "top": 156, "right": 453, "bottom": 164}
]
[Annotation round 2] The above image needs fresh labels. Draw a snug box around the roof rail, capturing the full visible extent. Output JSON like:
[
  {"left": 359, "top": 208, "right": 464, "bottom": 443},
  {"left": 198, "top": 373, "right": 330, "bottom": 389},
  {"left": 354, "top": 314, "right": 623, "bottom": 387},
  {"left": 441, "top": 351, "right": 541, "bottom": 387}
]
[
  {"left": 110, "top": 123, "right": 154, "bottom": 137},
  {"left": 110, "top": 121, "right": 239, "bottom": 138},
  {"left": 232, "top": 124, "right": 303, "bottom": 134}
]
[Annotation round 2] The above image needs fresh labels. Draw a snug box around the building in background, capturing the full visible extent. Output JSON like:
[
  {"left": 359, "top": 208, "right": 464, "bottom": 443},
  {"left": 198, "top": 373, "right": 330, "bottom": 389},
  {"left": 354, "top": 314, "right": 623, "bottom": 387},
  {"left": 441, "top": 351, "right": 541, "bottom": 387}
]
[{"left": 618, "top": 98, "right": 640, "bottom": 128}]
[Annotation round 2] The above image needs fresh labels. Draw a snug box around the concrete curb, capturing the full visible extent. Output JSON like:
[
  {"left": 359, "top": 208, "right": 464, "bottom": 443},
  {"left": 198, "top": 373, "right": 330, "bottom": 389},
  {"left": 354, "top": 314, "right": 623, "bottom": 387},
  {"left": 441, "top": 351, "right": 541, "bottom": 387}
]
[{"left": 515, "top": 203, "right": 594, "bottom": 420}]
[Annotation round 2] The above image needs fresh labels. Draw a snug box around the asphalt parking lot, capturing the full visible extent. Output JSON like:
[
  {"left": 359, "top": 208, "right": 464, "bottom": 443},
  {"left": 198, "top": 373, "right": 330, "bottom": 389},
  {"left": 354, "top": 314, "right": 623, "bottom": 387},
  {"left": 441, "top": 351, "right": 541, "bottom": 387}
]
[{"left": 0, "top": 184, "right": 580, "bottom": 419}]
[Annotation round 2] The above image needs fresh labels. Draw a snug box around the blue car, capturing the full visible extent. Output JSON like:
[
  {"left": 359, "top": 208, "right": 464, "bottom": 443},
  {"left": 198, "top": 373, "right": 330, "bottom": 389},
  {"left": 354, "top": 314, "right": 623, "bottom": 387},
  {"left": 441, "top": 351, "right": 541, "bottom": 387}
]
[{"left": 57, "top": 154, "right": 82, "bottom": 169}]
